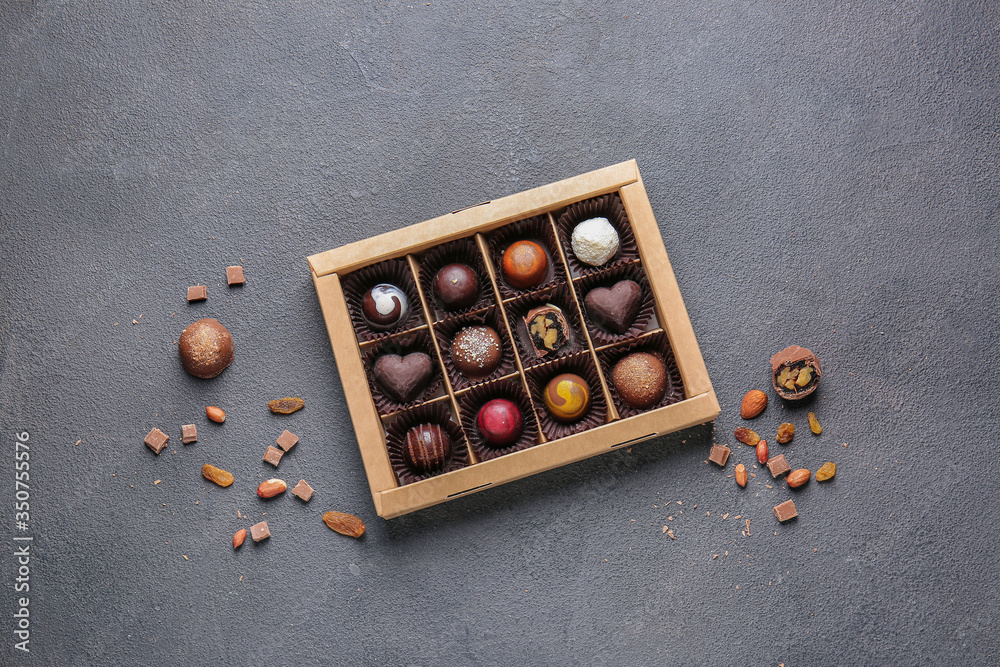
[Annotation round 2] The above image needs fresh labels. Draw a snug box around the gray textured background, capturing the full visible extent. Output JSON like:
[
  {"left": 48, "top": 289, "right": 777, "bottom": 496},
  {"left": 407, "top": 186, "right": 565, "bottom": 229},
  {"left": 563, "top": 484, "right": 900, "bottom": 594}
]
[{"left": 2, "top": 1, "right": 999, "bottom": 664}]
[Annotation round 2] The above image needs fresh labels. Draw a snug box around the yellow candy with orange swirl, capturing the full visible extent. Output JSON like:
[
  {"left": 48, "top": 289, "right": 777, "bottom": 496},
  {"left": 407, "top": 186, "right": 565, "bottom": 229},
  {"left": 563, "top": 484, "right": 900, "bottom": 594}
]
[{"left": 543, "top": 373, "right": 591, "bottom": 423}]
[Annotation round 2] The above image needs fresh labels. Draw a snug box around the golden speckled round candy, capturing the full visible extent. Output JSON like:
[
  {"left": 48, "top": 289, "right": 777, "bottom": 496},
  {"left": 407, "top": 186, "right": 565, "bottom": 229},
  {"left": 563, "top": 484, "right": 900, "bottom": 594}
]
[{"left": 543, "top": 373, "right": 590, "bottom": 423}]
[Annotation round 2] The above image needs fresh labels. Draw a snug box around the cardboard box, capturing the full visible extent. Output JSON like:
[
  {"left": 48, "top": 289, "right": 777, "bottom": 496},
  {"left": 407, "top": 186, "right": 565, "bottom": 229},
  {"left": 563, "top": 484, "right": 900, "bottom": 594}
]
[{"left": 308, "top": 160, "right": 718, "bottom": 518}]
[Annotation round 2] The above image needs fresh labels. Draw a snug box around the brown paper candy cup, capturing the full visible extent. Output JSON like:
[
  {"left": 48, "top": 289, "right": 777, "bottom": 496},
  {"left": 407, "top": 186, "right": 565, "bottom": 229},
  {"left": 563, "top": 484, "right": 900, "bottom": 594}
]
[
  {"left": 343, "top": 259, "right": 422, "bottom": 343},
  {"left": 363, "top": 330, "right": 444, "bottom": 416},
  {"left": 487, "top": 215, "right": 567, "bottom": 299},
  {"left": 418, "top": 237, "right": 494, "bottom": 320},
  {"left": 576, "top": 263, "right": 656, "bottom": 347},
  {"left": 458, "top": 379, "right": 540, "bottom": 462},
  {"left": 556, "top": 193, "right": 638, "bottom": 277},
  {"left": 385, "top": 403, "right": 470, "bottom": 485},
  {"left": 598, "top": 331, "right": 684, "bottom": 419},
  {"left": 525, "top": 352, "right": 609, "bottom": 441},
  {"left": 434, "top": 306, "right": 517, "bottom": 391},
  {"left": 503, "top": 282, "right": 587, "bottom": 368}
]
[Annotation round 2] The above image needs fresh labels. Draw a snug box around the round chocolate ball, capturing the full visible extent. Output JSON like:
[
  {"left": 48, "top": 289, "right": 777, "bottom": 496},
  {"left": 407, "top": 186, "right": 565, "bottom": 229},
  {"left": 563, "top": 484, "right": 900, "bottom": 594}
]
[
  {"left": 403, "top": 423, "right": 451, "bottom": 473},
  {"left": 451, "top": 326, "right": 502, "bottom": 380},
  {"left": 433, "top": 263, "right": 479, "bottom": 311},
  {"left": 476, "top": 398, "right": 524, "bottom": 447},
  {"left": 178, "top": 318, "right": 235, "bottom": 379},
  {"left": 501, "top": 240, "right": 548, "bottom": 289},
  {"left": 571, "top": 217, "right": 620, "bottom": 267},
  {"left": 543, "top": 373, "right": 591, "bottom": 423},
  {"left": 361, "top": 283, "right": 410, "bottom": 330},
  {"left": 612, "top": 352, "right": 667, "bottom": 409}
]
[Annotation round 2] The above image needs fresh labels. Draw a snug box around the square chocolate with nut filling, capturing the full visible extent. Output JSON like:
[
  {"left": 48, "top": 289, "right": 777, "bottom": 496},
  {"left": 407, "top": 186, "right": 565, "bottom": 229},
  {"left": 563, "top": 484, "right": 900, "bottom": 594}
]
[
  {"left": 708, "top": 444, "right": 730, "bottom": 467},
  {"left": 181, "top": 424, "right": 197, "bottom": 444}
]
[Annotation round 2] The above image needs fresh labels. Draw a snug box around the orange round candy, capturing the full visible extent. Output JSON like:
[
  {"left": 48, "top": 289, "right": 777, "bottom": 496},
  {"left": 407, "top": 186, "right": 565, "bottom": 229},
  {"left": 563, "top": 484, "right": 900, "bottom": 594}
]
[
  {"left": 543, "top": 373, "right": 590, "bottom": 423},
  {"left": 501, "top": 240, "right": 548, "bottom": 289}
]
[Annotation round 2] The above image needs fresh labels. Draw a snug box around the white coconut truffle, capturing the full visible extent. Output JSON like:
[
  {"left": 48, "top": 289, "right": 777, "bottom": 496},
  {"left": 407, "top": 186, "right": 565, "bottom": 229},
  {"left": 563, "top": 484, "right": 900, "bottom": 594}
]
[{"left": 570, "top": 217, "right": 620, "bottom": 267}]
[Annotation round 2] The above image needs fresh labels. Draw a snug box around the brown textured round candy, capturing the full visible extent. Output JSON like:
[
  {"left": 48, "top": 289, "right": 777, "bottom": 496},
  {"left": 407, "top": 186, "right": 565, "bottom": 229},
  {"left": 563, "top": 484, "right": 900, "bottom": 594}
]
[
  {"left": 403, "top": 424, "right": 451, "bottom": 473},
  {"left": 611, "top": 352, "right": 667, "bottom": 409},
  {"left": 543, "top": 373, "right": 591, "bottom": 423},
  {"left": 433, "top": 263, "right": 479, "bottom": 311},
  {"left": 451, "top": 326, "right": 502, "bottom": 380},
  {"left": 501, "top": 240, "right": 548, "bottom": 289},
  {"left": 178, "top": 318, "right": 235, "bottom": 379},
  {"left": 361, "top": 283, "right": 410, "bottom": 330}
]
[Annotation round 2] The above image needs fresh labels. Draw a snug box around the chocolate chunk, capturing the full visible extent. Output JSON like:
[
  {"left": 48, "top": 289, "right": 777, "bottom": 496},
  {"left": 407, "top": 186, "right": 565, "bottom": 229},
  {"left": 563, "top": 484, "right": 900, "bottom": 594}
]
[
  {"left": 263, "top": 446, "right": 283, "bottom": 467},
  {"left": 770, "top": 345, "right": 822, "bottom": 400},
  {"left": 708, "top": 443, "right": 730, "bottom": 467},
  {"left": 523, "top": 304, "right": 569, "bottom": 357},
  {"left": 373, "top": 352, "right": 433, "bottom": 403},
  {"left": 226, "top": 266, "right": 245, "bottom": 285},
  {"left": 275, "top": 430, "right": 298, "bottom": 452},
  {"left": 584, "top": 280, "right": 641, "bottom": 334},
  {"left": 451, "top": 326, "right": 502, "bottom": 380},
  {"left": 181, "top": 424, "right": 197, "bottom": 444},
  {"left": 187, "top": 285, "right": 207, "bottom": 302},
  {"left": 773, "top": 499, "right": 798, "bottom": 522},
  {"left": 250, "top": 521, "right": 270, "bottom": 542},
  {"left": 433, "top": 263, "right": 479, "bottom": 311},
  {"left": 766, "top": 454, "right": 791, "bottom": 478},
  {"left": 291, "top": 479, "right": 314, "bottom": 502},
  {"left": 144, "top": 428, "right": 169, "bottom": 455}
]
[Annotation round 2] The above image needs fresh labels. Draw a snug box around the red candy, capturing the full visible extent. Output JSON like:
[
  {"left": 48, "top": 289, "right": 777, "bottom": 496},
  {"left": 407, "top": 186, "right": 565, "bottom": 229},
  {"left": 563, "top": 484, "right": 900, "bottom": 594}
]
[{"left": 476, "top": 398, "right": 523, "bottom": 447}]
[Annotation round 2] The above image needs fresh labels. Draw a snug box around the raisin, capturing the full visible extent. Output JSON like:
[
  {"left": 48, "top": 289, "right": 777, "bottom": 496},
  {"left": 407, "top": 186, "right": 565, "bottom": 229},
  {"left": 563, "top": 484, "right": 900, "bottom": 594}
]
[
  {"left": 816, "top": 462, "right": 836, "bottom": 481},
  {"left": 808, "top": 411, "right": 822, "bottom": 435},
  {"left": 269, "top": 397, "right": 305, "bottom": 414},
  {"left": 323, "top": 511, "right": 366, "bottom": 538},
  {"left": 734, "top": 427, "right": 760, "bottom": 447},
  {"left": 776, "top": 423, "right": 795, "bottom": 444},
  {"left": 201, "top": 464, "right": 234, "bottom": 487}
]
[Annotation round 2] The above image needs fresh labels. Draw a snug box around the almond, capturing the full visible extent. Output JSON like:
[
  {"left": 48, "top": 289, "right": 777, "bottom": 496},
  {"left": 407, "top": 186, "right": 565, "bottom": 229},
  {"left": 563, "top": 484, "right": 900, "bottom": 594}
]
[
  {"left": 740, "top": 389, "right": 767, "bottom": 419},
  {"left": 787, "top": 468, "right": 811, "bottom": 488},
  {"left": 256, "top": 478, "right": 287, "bottom": 498},
  {"left": 735, "top": 463, "right": 748, "bottom": 488},
  {"left": 756, "top": 439, "right": 769, "bottom": 465},
  {"left": 206, "top": 406, "right": 226, "bottom": 423},
  {"left": 233, "top": 528, "right": 247, "bottom": 549}
]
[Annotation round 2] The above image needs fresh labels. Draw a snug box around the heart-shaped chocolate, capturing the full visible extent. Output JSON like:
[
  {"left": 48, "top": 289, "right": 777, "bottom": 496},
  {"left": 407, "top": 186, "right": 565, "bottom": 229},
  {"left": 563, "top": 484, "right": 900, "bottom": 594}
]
[
  {"left": 373, "top": 352, "right": 434, "bottom": 403},
  {"left": 584, "top": 280, "right": 642, "bottom": 334}
]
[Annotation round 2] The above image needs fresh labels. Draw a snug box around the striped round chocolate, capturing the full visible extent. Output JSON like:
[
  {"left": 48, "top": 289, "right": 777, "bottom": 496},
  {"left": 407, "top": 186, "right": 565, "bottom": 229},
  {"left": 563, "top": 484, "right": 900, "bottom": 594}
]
[{"left": 403, "top": 424, "right": 451, "bottom": 473}]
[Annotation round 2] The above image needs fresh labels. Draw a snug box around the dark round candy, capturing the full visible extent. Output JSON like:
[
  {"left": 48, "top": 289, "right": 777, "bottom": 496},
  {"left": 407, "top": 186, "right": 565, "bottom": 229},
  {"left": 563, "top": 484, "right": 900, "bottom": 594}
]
[
  {"left": 433, "top": 263, "right": 479, "bottom": 311},
  {"left": 451, "top": 326, "right": 502, "bottom": 380},
  {"left": 612, "top": 352, "right": 667, "bottom": 409},
  {"left": 403, "top": 424, "right": 451, "bottom": 473},
  {"left": 543, "top": 373, "right": 590, "bottom": 423},
  {"left": 501, "top": 240, "right": 548, "bottom": 289},
  {"left": 476, "top": 398, "right": 524, "bottom": 447},
  {"left": 178, "top": 318, "right": 235, "bottom": 379},
  {"left": 362, "top": 283, "right": 410, "bottom": 330}
]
